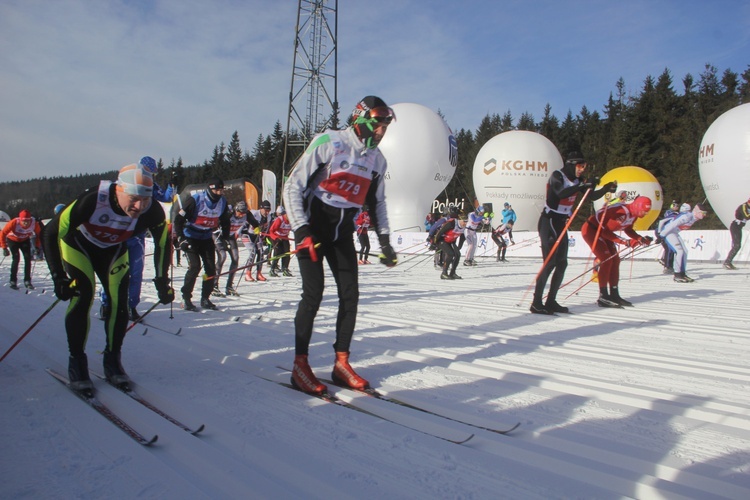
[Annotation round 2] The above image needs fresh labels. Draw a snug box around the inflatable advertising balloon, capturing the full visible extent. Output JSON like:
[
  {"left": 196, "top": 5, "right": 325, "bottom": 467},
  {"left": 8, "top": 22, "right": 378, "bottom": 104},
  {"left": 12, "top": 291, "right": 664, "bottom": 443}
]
[
  {"left": 698, "top": 103, "right": 750, "bottom": 229},
  {"left": 378, "top": 103, "right": 457, "bottom": 231},
  {"left": 472, "top": 130, "right": 561, "bottom": 231},
  {"left": 592, "top": 166, "right": 663, "bottom": 230}
]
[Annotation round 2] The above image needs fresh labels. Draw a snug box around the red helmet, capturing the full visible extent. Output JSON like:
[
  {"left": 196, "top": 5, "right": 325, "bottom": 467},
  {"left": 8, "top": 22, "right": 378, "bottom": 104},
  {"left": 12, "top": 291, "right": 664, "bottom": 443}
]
[{"left": 629, "top": 196, "right": 652, "bottom": 218}]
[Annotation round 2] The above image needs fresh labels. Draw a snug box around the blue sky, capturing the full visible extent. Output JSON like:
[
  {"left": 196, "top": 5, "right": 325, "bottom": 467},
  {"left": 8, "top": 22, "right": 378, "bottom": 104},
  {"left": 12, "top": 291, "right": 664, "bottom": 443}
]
[{"left": 1, "top": 0, "right": 748, "bottom": 182}]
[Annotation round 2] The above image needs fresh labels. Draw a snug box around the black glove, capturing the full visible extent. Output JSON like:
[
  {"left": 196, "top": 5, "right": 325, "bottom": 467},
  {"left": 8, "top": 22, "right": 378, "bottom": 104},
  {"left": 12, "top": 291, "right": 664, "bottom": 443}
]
[
  {"left": 654, "top": 234, "right": 663, "bottom": 245},
  {"left": 378, "top": 234, "right": 398, "bottom": 267},
  {"left": 177, "top": 237, "right": 190, "bottom": 252},
  {"left": 52, "top": 274, "right": 78, "bottom": 301},
  {"left": 153, "top": 277, "right": 174, "bottom": 304},
  {"left": 2, "top": 248, "right": 9, "bottom": 257},
  {"left": 640, "top": 235, "right": 653, "bottom": 246},
  {"left": 603, "top": 181, "right": 618, "bottom": 193}
]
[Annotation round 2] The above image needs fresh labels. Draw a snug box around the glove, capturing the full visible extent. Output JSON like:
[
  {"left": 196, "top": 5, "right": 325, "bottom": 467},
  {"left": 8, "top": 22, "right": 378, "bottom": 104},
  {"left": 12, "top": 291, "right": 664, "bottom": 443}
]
[
  {"left": 153, "top": 277, "right": 175, "bottom": 304},
  {"left": 293, "top": 225, "right": 319, "bottom": 262},
  {"left": 253, "top": 226, "right": 261, "bottom": 235},
  {"left": 177, "top": 237, "right": 190, "bottom": 252},
  {"left": 603, "top": 181, "right": 618, "bottom": 193},
  {"left": 52, "top": 274, "right": 78, "bottom": 301},
  {"left": 3, "top": 248, "right": 9, "bottom": 257},
  {"left": 654, "top": 234, "right": 663, "bottom": 245},
  {"left": 640, "top": 236, "right": 653, "bottom": 246},
  {"left": 378, "top": 234, "right": 398, "bottom": 267},
  {"left": 627, "top": 239, "right": 640, "bottom": 248}
]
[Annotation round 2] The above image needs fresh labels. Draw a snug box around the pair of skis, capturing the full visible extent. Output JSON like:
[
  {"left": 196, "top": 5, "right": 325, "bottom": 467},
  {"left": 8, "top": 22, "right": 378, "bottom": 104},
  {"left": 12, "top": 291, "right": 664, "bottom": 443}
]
[
  {"left": 262, "top": 367, "right": 519, "bottom": 445},
  {"left": 47, "top": 369, "right": 204, "bottom": 445}
]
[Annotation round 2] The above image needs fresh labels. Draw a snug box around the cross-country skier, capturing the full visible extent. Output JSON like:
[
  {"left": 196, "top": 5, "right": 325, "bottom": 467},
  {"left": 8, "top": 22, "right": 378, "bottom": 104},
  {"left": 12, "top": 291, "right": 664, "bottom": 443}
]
[
  {"left": 491, "top": 220, "right": 514, "bottom": 262},
  {"left": 581, "top": 196, "right": 653, "bottom": 307},
  {"left": 463, "top": 205, "right": 487, "bottom": 266},
  {"left": 283, "top": 95, "right": 397, "bottom": 395},
  {"left": 173, "top": 177, "right": 230, "bottom": 311},
  {"left": 531, "top": 152, "right": 617, "bottom": 314},
  {"left": 1, "top": 209, "right": 42, "bottom": 290},
  {"left": 657, "top": 203, "right": 708, "bottom": 282},
  {"left": 42, "top": 163, "right": 174, "bottom": 391},
  {"left": 434, "top": 205, "right": 465, "bottom": 279},
  {"left": 723, "top": 196, "right": 750, "bottom": 270},
  {"left": 99, "top": 156, "right": 174, "bottom": 321}
]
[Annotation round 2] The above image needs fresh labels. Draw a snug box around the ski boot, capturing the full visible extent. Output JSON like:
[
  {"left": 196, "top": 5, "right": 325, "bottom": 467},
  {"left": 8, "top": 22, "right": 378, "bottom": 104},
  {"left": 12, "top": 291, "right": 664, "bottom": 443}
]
[
  {"left": 597, "top": 293, "right": 622, "bottom": 308},
  {"left": 529, "top": 301, "right": 553, "bottom": 315},
  {"left": 68, "top": 354, "right": 94, "bottom": 393},
  {"left": 211, "top": 286, "right": 226, "bottom": 298},
  {"left": 245, "top": 269, "right": 255, "bottom": 282},
  {"left": 182, "top": 298, "right": 197, "bottom": 311},
  {"left": 256, "top": 271, "right": 267, "bottom": 282},
  {"left": 291, "top": 355, "right": 327, "bottom": 395},
  {"left": 610, "top": 287, "right": 633, "bottom": 307},
  {"left": 24, "top": 280, "right": 35, "bottom": 290},
  {"left": 269, "top": 268, "right": 279, "bottom": 278},
  {"left": 545, "top": 300, "right": 570, "bottom": 314},
  {"left": 9, "top": 280, "right": 18, "bottom": 290},
  {"left": 103, "top": 350, "right": 130, "bottom": 389},
  {"left": 440, "top": 272, "right": 453, "bottom": 280},
  {"left": 673, "top": 273, "right": 693, "bottom": 283},
  {"left": 332, "top": 352, "right": 369, "bottom": 390},
  {"left": 449, "top": 272, "right": 462, "bottom": 279},
  {"left": 225, "top": 286, "right": 240, "bottom": 297},
  {"left": 99, "top": 303, "right": 111, "bottom": 321},
  {"left": 724, "top": 262, "right": 737, "bottom": 270},
  {"left": 282, "top": 268, "right": 293, "bottom": 277},
  {"left": 128, "top": 307, "right": 141, "bottom": 322},
  {"left": 200, "top": 297, "right": 218, "bottom": 310}
]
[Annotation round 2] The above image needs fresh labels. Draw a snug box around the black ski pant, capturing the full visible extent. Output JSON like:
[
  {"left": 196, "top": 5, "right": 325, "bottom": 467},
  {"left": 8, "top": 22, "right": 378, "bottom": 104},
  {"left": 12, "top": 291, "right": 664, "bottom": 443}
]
[
  {"left": 271, "top": 239, "right": 291, "bottom": 271},
  {"left": 358, "top": 231, "right": 371, "bottom": 261},
  {"left": 440, "top": 241, "right": 460, "bottom": 274},
  {"left": 491, "top": 233, "right": 508, "bottom": 260},
  {"left": 181, "top": 237, "right": 216, "bottom": 301},
  {"left": 294, "top": 233, "right": 358, "bottom": 356},
  {"left": 7, "top": 239, "right": 32, "bottom": 283},
  {"left": 534, "top": 211, "right": 569, "bottom": 305},
  {"left": 726, "top": 221, "right": 745, "bottom": 264}
]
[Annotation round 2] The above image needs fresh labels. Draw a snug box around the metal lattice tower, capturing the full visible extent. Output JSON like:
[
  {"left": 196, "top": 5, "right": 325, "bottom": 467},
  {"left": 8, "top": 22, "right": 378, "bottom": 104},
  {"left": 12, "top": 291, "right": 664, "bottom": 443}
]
[{"left": 283, "top": 0, "right": 339, "bottom": 176}]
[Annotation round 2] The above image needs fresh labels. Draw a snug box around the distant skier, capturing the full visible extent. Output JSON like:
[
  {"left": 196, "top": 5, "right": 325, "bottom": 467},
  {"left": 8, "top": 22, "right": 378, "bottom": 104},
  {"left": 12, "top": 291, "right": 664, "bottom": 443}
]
[
  {"left": 356, "top": 206, "right": 372, "bottom": 264},
  {"left": 1, "top": 209, "right": 42, "bottom": 290},
  {"left": 463, "top": 205, "right": 487, "bottom": 266},
  {"left": 723, "top": 196, "right": 750, "bottom": 270},
  {"left": 491, "top": 220, "right": 514, "bottom": 262},
  {"left": 657, "top": 203, "right": 708, "bottom": 283},
  {"left": 581, "top": 196, "right": 653, "bottom": 307},
  {"left": 434, "top": 205, "right": 465, "bottom": 279}
]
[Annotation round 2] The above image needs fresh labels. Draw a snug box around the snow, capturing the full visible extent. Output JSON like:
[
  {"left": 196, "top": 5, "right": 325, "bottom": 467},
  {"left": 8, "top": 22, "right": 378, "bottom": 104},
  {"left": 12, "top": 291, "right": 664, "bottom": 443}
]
[{"left": 2, "top": 247, "right": 750, "bottom": 499}]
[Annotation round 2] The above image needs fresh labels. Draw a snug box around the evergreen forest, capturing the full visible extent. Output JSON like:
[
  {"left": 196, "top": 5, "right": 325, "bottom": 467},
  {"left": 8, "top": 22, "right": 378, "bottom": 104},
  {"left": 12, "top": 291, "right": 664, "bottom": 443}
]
[{"left": 1, "top": 63, "right": 748, "bottom": 230}]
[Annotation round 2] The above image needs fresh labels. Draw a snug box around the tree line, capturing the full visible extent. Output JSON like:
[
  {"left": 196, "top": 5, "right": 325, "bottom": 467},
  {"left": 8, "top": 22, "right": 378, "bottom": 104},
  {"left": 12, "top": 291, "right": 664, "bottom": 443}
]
[{"left": 1, "top": 63, "right": 747, "bottom": 229}]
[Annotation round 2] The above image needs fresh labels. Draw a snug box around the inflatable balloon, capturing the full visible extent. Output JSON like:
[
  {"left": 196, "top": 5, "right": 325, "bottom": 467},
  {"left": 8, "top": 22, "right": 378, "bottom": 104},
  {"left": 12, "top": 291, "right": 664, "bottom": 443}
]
[
  {"left": 592, "top": 166, "right": 663, "bottom": 230},
  {"left": 378, "top": 103, "right": 457, "bottom": 231},
  {"left": 472, "top": 131, "right": 561, "bottom": 231},
  {"left": 698, "top": 103, "right": 750, "bottom": 228}
]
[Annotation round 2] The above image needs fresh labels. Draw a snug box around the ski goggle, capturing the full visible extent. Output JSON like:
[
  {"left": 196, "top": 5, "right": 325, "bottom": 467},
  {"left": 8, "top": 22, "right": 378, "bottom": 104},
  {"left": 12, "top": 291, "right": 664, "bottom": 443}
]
[{"left": 367, "top": 107, "right": 396, "bottom": 125}]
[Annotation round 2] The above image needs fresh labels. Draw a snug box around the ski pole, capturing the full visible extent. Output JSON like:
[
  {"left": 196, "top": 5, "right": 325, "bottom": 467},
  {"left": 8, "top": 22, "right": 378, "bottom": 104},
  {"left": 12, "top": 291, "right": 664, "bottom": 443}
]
[
  {"left": 562, "top": 244, "right": 653, "bottom": 300},
  {"left": 126, "top": 301, "right": 161, "bottom": 334},
  {"left": 519, "top": 187, "right": 593, "bottom": 306},
  {"left": 204, "top": 243, "right": 320, "bottom": 280},
  {"left": 0, "top": 298, "right": 61, "bottom": 362}
]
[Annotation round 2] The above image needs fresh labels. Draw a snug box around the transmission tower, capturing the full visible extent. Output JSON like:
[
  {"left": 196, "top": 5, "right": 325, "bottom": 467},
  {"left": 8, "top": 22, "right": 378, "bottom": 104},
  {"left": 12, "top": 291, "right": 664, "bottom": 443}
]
[{"left": 282, "top": 0, "right": 339, "bottom": 178}]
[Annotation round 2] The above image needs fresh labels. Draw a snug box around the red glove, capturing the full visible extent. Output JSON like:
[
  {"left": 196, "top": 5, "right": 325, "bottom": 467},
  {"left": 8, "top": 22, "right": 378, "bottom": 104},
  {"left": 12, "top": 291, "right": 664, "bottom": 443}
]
[
  {"left": 627, "top": 239, "right": 640, "bottom": 248},
  {"left": 297, "top": 236, "right": 319, "bottom": 262}
]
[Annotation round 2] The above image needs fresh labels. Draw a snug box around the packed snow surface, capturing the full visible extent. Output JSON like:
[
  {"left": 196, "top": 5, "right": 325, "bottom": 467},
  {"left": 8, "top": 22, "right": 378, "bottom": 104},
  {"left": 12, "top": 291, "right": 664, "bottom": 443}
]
[{"left": 2, "top": 248, "right": 749, "bottom": 499}]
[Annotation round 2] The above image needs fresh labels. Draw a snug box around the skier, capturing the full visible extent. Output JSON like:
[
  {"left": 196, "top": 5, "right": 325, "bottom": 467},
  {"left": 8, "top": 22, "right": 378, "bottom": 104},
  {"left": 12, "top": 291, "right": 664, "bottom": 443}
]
[
  {"left": 356, "top": 206, "right": 372, "bottom": 264},
  {"left": 501, "top": 202, "right": 517, "bottom": 244},
  {"left": 581, "top": 196, "right": 653, "bottom": 307},
  {"left": 723, "top": 196, "right": 750, "bottom": 270},
  {"left": 463, "top": 205, "right": 487, "bottom": 266},
  {"left": 173, "top": 177, "right": 230, "bottom": 311},
  {"left": 268, "top": 206, "right": 292, "bottom": 277},
  {"left": 243, "top": 200, "right": 272, "bottom": 282},
  {"left": 657, "top": 203, "right": 708, "bottom": 282},
  {"left": 491, "top": 220, "right": 514, "bottom": 262},
  {"left": 427, "top": 208, "right": 450, "bottom": 269},
  {"left": 42, "top": 163, "right": 174, "bottom": 390},
  {"left": 1, "top": 209, "right": 42, "bottom": 290},
  {"left": 654, "top": 200, "right": 680, "bottom": 274},
  {"left": 283, "top": 95, "right": 398, "bottom": 394},
  {"left": 216, "top": 201, "right": 257, "bottom": 296},
  {"left": 434, "top": 205, "right": 465, "bottom": 279},
  {"left": 531, "top": 152, "right": 618, "bottom": 315},
  {"left": 99, "top": 156, "right": 174, "bottom": 321}
]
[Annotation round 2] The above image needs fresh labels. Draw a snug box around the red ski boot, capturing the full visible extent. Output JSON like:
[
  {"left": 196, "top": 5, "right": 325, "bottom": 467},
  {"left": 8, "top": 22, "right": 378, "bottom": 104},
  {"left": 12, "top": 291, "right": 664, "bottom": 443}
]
[
  {"left": 256, "top": 271, "right": 267, "bottom": 282},
  {"left": 291, "top": 355, "right": 327, "bottom": 395},
  {"left": 331, "top": 352, "right": 369, "bottom": 390}
]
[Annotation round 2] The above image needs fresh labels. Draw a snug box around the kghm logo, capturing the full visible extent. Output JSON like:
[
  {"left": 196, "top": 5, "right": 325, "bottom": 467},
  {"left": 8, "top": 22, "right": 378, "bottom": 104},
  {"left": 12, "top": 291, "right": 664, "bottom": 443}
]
[
  {"left": 483, "top": 158, "right": 550, "bottom": 175},
  {"left": 448, "top": 135, "right": 458, "bottom": 168},
  {"left": 483, "top": 159, "right": 497, "bottom": 175},
  {"left": 699, "top": 143, "right": 714, "bottom": 158}
]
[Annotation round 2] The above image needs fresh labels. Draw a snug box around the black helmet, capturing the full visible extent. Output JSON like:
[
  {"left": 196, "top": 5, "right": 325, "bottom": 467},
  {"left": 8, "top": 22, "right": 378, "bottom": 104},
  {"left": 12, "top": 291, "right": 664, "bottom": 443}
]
[
  {"left": 260, "top": 200, "right": 272, "bottom": 210},
  {"left": 351, "top": 96, "right": 395, "bottom": 149},
  {"left": 448, "top": 205, "right": 459, "bottom": 217}
]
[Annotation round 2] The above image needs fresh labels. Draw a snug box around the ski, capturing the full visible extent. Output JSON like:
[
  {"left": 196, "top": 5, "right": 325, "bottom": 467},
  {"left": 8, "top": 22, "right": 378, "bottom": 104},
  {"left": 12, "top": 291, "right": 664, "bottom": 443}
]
[
  {"left": 139, "top": 320, "right": 182, "bottom": 336},
  {"left": 277, "top": 366, "right": 519, "bottom": 435},
  {"left": 93, "top": 373, "right": 204, "bottom": 435},
  {"left": 323, "top": 377, "right": 520, "bottom": 436},
  {"left": 257, "top": 370, "right": 473, "bottom": 445},
  {"left": 46, "top": 368, "right": 158, "bottom": 446}
]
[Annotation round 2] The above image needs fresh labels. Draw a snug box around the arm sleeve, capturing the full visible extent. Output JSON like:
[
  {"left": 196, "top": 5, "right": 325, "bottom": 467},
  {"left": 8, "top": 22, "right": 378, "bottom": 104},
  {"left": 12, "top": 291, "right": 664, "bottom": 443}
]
[
  {"left": 364, "top": 167, "right": 391, "bottom": 237},
  {"left": 283, "top": 135, "right": 333, "bottom": 231},
  {"left": 173, "top": 195, "right": 196, "bottom": 239}
]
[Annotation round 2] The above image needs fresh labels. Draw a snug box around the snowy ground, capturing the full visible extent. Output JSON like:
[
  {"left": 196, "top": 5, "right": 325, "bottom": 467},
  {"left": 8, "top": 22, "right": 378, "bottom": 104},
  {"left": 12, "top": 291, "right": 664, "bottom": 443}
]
[{"left": 2, "top": 244, "right": 750, "bottom": 499}]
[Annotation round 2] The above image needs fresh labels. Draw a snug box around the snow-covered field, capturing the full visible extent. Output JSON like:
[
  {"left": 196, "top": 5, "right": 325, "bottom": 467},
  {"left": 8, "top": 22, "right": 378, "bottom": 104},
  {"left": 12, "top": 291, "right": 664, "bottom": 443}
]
[{"left": 2, "top": 244, "right": 749, "bottom": 499}]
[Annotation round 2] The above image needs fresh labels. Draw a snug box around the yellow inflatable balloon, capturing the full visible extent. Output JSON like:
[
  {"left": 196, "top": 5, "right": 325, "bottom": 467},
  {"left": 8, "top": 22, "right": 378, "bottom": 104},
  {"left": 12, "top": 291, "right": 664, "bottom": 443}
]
[{"left": 593, "top": 166, "right": 663, "bottom": 230}]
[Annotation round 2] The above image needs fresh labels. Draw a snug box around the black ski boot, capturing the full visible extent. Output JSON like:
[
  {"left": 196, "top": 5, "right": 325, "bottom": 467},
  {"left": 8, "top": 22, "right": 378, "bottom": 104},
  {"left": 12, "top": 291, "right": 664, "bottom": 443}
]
[
  {"left": 9, "top": 280, "right": 18, "bottom": 290},
  {"left": 529, "top": 301, "right": 553, "bottom": 315},
  {"left": 610, "top": 287, "right": 633, "bottom": 307},
  {"left": 183, "top": 297, "right": 197, "bottom": 311},
  {"left": 200, "top": 298, "right": 218, "bottom": 310},
  {"left": 24, "top": 280, "right": 35, "bottom": 290},
  {"left": 545, "top": 300, "right": 570, "bottom": 314},
  {"left": 68, "top": 354, "right": 94, "bottom": 393},
  {"left": 128, "top": 307, "right": 141, "bottom": 322},
  {"left": 103, "top": 351, "right": 130, "bottom": 389},
  {"left": 282, "top": 268, "right": 293, "bottom": 277}
]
